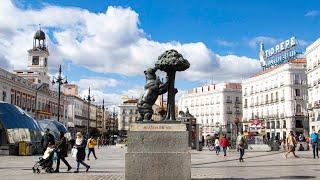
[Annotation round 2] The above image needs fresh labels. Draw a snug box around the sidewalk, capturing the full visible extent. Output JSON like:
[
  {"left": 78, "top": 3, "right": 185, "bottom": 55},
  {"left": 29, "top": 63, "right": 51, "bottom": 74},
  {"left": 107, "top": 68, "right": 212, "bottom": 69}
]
[{"left": 0, "top": 146, "right": 319, "bottom": 179}]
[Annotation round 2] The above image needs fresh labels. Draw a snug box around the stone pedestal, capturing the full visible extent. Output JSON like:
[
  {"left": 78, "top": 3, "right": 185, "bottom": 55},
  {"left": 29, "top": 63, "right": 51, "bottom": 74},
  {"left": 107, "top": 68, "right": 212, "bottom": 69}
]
[{"left": 125, "top": 123, "right": 191, "bottom": 180}]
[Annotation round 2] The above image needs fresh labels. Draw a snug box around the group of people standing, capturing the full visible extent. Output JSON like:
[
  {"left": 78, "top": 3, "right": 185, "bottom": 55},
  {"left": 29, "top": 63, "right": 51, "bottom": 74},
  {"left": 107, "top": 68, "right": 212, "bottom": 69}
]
[
  {"left": 210, "top": 132, "right": 247, "bottom": 162},
  {"left": 285, "top": 130, "right": 320, "bottom": 159},
  {"left": 41, "top": 129, "right": 99, "bottom": 173}
]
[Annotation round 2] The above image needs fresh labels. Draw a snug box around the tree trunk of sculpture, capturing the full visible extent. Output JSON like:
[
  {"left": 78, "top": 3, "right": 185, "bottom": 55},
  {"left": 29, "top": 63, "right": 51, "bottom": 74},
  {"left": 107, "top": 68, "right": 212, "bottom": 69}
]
[{"left": 165, "top": 71, "right": 176, "bottom": 121}]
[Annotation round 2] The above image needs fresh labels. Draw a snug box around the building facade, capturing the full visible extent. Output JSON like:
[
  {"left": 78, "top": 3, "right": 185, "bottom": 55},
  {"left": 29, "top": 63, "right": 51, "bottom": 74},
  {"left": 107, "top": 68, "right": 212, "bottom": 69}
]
[
  {"left": 14, "top": 28, "right": 50, "bottom": 85},
  {"left": 242, "top": 59, "right": 308, "bottom": 140},
  {"left": 0, "top": 28, "right": 68, "bottom": 124},
  {"left": 306, "top": 38, "right": 320, "bottom": 133},
  {"left": 64, "top": 85, "right": 107, "bottom": 135},
  {"left": 178, "top": 83, "right": 242, "bottom": 139},
  {"left": 118, "top": 96, "right": 139, "bottom": 133}
]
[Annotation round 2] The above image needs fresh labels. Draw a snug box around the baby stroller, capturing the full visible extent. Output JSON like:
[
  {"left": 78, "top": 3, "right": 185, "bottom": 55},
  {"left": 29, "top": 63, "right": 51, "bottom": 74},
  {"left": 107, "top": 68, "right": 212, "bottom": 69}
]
[{"left": 32, "top": 147, "right": 58, "bottom": 173}]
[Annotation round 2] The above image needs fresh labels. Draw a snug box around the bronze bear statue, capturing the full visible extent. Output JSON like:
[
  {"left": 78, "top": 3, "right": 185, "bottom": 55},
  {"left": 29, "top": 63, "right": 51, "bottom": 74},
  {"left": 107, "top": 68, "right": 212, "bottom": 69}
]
[{"left": 137, "top": 67, "right": 168, "bottom": 121}]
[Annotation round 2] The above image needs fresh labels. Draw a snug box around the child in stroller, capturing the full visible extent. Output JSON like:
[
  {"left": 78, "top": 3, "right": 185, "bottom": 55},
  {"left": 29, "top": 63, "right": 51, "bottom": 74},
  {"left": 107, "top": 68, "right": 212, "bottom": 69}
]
[{"left": 32, "top": 143, "right": 57, "bottom": 173}]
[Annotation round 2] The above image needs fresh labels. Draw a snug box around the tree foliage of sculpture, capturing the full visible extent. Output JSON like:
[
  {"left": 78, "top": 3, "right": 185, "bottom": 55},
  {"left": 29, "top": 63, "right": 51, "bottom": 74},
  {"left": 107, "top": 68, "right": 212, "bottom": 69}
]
[{"left": 155, "top": 49, "right": 190, "bottom": 121}]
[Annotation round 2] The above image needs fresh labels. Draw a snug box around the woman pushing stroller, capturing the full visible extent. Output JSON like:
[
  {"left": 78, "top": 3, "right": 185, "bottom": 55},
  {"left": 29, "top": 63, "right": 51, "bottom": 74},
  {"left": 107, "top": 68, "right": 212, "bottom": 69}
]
[{"left": 32, "top": 142, "right": 56, "bottom": 173}]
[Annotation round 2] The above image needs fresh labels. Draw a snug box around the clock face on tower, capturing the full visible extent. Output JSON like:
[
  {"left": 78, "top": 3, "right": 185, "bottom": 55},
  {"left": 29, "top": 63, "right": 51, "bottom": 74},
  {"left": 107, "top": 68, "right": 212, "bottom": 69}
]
[{"left": 32, "top": 56, "right": 39, "bottom": 65}]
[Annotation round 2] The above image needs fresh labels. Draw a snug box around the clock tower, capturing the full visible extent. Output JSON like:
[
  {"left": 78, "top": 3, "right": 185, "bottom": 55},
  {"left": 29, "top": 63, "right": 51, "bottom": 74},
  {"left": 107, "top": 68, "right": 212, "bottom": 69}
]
[
  {"left": 15, "top": 27, "right": 50, "bottom": 85},
  {"left": 28, "top": 27, "right": 49, "bottom": 74}
]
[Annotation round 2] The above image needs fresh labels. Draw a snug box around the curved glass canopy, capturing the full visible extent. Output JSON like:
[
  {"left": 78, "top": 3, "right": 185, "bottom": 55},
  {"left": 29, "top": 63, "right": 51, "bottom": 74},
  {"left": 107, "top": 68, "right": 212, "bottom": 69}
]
[{"left": 0, "top": 102, "right": 42, "bottom": 144}]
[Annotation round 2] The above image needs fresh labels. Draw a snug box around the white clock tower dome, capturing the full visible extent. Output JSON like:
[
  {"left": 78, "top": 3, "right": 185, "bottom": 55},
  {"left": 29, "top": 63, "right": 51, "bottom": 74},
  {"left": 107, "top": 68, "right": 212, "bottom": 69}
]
[{"left": 15, "top": 26, "right": 50, "bottom": 85}]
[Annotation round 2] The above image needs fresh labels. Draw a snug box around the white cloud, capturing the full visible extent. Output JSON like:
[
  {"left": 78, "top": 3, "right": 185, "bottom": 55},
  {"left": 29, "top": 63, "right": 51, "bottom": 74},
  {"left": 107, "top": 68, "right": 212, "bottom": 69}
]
[
  {"left": 0, "top": 54, "right": 12, "bottom": 70},
  {"left": 216, "top": 39, "right": 234, "bottom": 47},
  {"left": 76, "top": 77, "right": 120, "bottom": 90},
  {"left": 0, "top": 0, "right": 260, "bottom": 83},
  {"left": 305, "top": 10, "right": 319, "bottom": 17},
  {"left": 248, "top": 36, "right": 279, "bottom": 48},
  {"left": 297, "top": 39, "right": 310, "bottom": 47},
  {"left": 217, "top": 55, "right": 260, "bottom": 80}
]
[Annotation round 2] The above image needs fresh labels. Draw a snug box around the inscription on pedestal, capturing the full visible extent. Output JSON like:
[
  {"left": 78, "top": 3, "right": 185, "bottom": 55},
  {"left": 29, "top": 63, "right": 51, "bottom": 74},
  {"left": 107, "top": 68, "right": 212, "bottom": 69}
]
[{"left": 130, "top": 123, "right": 186, "bottom": 132}]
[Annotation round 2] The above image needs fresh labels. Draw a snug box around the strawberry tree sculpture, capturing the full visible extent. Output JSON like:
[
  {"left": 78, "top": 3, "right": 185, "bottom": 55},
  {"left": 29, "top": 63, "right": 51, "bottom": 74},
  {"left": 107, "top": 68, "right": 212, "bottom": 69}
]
[{"left": 155, "top": 49, "right": 190, "bottom": 121}]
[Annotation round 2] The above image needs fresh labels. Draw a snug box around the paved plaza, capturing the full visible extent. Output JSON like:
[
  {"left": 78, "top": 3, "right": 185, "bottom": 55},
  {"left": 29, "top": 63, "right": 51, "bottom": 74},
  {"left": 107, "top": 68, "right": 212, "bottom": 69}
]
[{"left": 0, "top": 146, "right": 319, "bottom": 180}]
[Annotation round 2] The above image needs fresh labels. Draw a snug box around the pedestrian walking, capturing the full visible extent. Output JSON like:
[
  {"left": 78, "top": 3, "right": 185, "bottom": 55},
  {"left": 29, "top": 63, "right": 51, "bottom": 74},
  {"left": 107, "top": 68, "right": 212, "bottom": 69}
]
[
  {"left": 310, "top": 130, "right": 319, "bottom": 159},
  {"left": 55, "top": 131, "right": 72, "bottom": 172},
  {"left": 74, "top": 132, "right": 90, "bottom": 173},
  {"left": 214, "top": 137, "right": 220, "bottom": 155},
  {"left": 41, "top": 128, "right": 55, "bottom": 154},
  {"left": 285, "top": 131, "right": 299, "bottom": 158},
  {"left": 237, "top": 131, "right": 246, "bottom": 162},
  {"left": 87, "top": 136, "right": 98, "bottom": 160},
  {"left": 220, "top": 134, "right": 229, "bottom": 157}
]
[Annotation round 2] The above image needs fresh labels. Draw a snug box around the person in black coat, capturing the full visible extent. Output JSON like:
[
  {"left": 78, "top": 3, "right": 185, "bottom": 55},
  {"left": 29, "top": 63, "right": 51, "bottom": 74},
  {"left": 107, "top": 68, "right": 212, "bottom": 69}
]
[
  {"left": 74, "top": 132, "right": 90, "bottom": 173},
  {"left": 41, "top": 128, "right": 55, "bottom": 153},
  {"left": 54, "top": 131, "right": 72, "bottom": 172}
]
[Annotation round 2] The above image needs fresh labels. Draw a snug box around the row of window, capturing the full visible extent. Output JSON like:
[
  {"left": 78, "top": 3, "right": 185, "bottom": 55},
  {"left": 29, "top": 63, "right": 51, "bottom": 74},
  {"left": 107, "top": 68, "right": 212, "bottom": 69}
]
[
  {"left": 244, "top": 89, "right": 303, "bottom": 108},
  {"left": 183, "top": 96, "right": 241, "bottom": 107},
  {"left": 244, "top": 104, "right": 303, "bottom": 120},
  {"left": 244, "top": 74, "right": 304, "bottom": 96}
]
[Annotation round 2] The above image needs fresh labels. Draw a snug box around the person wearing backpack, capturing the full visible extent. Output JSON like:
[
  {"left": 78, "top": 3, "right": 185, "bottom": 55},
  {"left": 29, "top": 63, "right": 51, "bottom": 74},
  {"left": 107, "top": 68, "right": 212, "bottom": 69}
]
[
  {"left": 310, "top": 130, "right": 319, "bottom": 159},
  {"left": 236, "top": 131, "right": 246, "bottom": 162}
]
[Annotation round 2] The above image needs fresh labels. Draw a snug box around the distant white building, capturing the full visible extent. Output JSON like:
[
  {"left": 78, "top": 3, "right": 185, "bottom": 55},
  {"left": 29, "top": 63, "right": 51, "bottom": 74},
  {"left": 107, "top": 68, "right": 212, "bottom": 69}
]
[
  {"left": 178, "top": 83, "right": 242, "bottom": 139},
  {"left": 306, "top": 38, "right": 320, "bottom": 133},
  {"left": 242, "top": 58, "right": 308, "bottom": 140},
  {"left": 118, "top": 96, "right": 139, "bottom": 134}
]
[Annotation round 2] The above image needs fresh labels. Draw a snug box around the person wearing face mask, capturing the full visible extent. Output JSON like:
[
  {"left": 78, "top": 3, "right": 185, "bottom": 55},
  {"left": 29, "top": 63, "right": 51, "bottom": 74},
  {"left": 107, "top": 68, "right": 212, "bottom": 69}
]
[{"left": 73, "top": 132, "right": 90, "bottom": 173}]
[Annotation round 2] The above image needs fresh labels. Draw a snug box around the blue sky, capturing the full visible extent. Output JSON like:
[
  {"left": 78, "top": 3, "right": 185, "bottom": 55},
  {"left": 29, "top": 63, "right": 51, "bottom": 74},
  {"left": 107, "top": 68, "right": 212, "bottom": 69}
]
[{"left": 1, "top": 0, "right": 320, "bottom": 105}]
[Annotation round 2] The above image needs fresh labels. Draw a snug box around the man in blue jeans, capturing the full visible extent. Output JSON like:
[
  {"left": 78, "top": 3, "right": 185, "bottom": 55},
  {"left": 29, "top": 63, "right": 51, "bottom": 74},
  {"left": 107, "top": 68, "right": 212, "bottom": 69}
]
[{"left": 310, "top": 130, "right": 319, "bottom": 159}]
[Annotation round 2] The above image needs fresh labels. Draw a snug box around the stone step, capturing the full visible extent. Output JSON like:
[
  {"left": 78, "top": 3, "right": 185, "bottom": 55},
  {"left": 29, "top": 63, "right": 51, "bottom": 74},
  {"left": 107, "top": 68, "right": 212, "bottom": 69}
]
[
  {"left": 0, "top": 145, "right": 9, "bottom": 150},
  {"left": 0, "top": 149, "right": 9, "bottom": 155}
]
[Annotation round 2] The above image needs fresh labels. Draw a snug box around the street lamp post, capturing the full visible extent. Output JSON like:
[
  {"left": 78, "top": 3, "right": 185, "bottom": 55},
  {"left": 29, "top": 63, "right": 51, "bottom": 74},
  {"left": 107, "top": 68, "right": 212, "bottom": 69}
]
[
  {"left": 52, "top": 65, "right": 68, "bottom": 122},
  {"left": 84, "top": 87, "right": 94, "bottom": 137},
  {"left": 112, "top": 107, "right": 117, "bottom": 145},
  {"left": 102, "top": 99, "right": 105, "bottom": 130}
]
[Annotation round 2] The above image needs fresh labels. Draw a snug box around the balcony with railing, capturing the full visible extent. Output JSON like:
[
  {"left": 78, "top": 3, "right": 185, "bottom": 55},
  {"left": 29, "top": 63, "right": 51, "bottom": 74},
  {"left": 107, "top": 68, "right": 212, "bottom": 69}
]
[
  {"left": 314, "top": 101, "right": 320, "bottom": 109},
  {"left": 244, "top": 104, "right": 248, "bottom": 108},
  {"left": 280, "top": 97, "right": 285, "bottom": 102},
  {"left": 225, "top": 99, "right": 232, "bottom": 104},
  {"left": 226, "top": 110, "right": 233, "bottom": 114},
  {"left": 250, "top": 103, "right": 254, "bottom": 107},
  {"left": 294, "top": 80, "right": 302, "bottom": 85},
  {"left": 295, "top": 112, "right": 304, "bottom": 116},
  {"left": 294, "top": 96, "right": 303, "bottom": 100}
]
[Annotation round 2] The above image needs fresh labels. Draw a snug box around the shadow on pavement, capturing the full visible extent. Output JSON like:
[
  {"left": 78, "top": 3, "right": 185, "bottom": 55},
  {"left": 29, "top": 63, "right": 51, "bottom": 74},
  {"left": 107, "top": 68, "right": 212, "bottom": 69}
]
[
  {"left": 192, "top": 176, "right": 316, "bottom": 180},
  {"left": 193, "top": 163, "right": 320, "bottom": 168},
  {"left": 192, "top": 152, "right": 282, "bottom": 166}
]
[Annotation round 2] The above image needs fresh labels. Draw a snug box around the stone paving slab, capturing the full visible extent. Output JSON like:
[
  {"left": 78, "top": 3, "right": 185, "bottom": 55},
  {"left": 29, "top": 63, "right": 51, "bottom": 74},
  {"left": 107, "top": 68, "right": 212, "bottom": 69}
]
[{"left": 0, "top": 146, "right": 319, "bottom": 179}]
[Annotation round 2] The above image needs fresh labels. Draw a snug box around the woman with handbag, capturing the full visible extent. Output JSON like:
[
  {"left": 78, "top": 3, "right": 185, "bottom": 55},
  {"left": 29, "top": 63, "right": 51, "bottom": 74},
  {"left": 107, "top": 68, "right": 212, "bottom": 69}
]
[
  {"left": 73, "top": 132, "right": 90, "bottom": 173},
  {"left": 54, "top": 131, "right": 72, "bottom": 172},
  {"left": 236, "top": 131, "right": 246, "bottom": 162}
]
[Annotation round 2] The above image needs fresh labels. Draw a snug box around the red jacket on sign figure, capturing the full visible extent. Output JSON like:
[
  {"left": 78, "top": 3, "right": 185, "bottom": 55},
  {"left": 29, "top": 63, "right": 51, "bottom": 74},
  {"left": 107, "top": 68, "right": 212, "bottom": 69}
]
[{"left": 220, "top": 137, "right": 229, "bottom": 148}]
